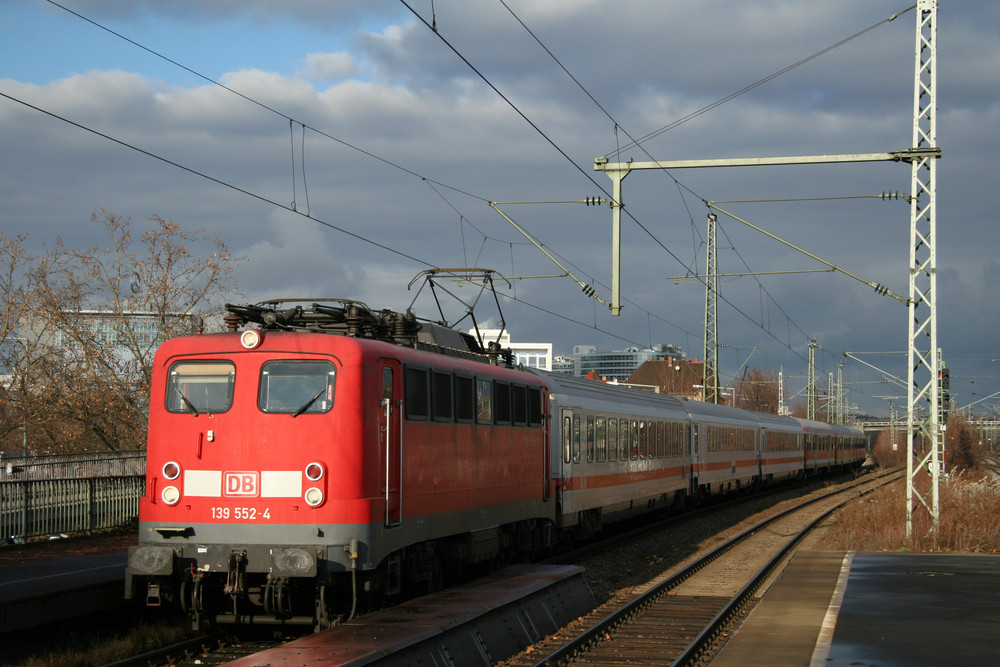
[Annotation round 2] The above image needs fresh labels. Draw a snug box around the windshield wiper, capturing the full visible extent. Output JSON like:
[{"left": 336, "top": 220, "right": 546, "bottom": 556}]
[
  {"left": 174, "top": 388, "right": 200, "bottom": 416},
  {"left": 292, "top": 388, "right": 325, "bottom": 417}
]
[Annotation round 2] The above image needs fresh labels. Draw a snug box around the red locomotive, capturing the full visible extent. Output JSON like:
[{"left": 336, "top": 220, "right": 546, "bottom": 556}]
[{"left": 126, "top": 296, "right": 866, "bottom": 629}]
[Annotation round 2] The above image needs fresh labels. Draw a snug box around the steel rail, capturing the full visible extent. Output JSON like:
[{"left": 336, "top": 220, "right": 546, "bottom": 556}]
[{"left": 528, "top": 470, "right": 901, "bottom": 667}]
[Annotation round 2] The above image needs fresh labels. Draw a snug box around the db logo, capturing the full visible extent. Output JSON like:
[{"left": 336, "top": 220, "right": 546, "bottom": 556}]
[{"left": 224, "top": 471, "right": 259, "bottom": 497}]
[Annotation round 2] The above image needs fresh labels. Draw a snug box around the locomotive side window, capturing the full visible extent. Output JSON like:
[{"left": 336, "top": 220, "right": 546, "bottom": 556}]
[
  {"left": 167, "top": 361, "right": 235, "bottom": 415},
  {"left": 476, "top": 379, "right": 493, "bottom": 423},
  {"left": 258, "top": 360, "right": 335, "bottom": 414},
  {"left": 527, "top": 387, "right": 542, "bottom": 425},
  {"left": 454, "top": 375, "right": 475, "bottom": 423},
  {"left": 431, "top": 371, "right": 453, "bottom": 421},
  {"left": 494, "top": 382, "right": 512, "bottom": 424},
  {"left": 405, "top": 367, "right": 429, "bottom": 419},
  {"left": 512, "top": 384, "right": 527, "bottom": 425}
]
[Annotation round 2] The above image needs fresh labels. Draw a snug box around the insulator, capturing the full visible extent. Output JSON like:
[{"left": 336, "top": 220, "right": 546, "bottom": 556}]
[
  {"left": 581, "top": 284, "right": 596, "bottom": 297},
  {"left": 223, "top": 312, "right": 242, "bottom": 332}
]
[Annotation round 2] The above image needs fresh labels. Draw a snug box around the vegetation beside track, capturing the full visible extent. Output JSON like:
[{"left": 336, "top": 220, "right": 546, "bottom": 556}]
[{"left": 818, "top": 414, "right": 1000, "bottom": 553}]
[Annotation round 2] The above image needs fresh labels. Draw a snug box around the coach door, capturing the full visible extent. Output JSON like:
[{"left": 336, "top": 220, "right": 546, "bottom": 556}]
[
  {"left": 380, "top": 360, "right": 402, "bottom": 527},
  {"left": 558, "top": 409, "right": 578, "bottom": 516}
]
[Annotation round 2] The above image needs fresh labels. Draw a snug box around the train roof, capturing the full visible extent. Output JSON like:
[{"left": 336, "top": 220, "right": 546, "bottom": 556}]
[
  {"left": 791, "top": 416, "right": 864, "bottom": 436},
  {"left": 532, "top": 368, "right": 690, "bottom": 418},
  {"left": 754, "top": 410, "right": 806, "bottom": 432}
]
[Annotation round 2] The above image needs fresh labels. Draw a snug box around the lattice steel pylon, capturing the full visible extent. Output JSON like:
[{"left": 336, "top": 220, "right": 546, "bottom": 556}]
[
  {"left": 702, "top": 213, "right": 720, "bottom": 403},
  {"left": 906, "top": 0, "right": 942, "bottom": 542}
]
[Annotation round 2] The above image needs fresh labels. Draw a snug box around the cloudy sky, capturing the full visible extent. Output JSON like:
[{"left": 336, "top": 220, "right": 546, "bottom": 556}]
[{"left": 2, "top": 0, "right": 997, "bottom": 417}]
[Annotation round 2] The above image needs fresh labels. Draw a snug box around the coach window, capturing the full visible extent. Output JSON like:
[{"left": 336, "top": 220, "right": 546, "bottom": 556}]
[
  {"left": 608, "top": 418, "right": 618, "bottom": 461},
  {"left": 454, "top": 375, "right": 474, "bottom": 423},
  {"left": 259, "top": 360, "right": 336, "bottom": 415},
  {"left": 563, "top": 415, "right": 572, "bottom": 464},
  {"left": 586, "top": 416, "right": 595, "bottom": 462},
  {"left": 476, "top": 378, "right": 493, "bottom": 423},
  {"left": 405, "top": 367, "right": 429, "bottom": 419},
  {"left": 631, "top": 420, "right": 640, "bottom": 458},
  {"left": 620, "top": 419, "right": 630, "bottom": 460},
  {"left": 431, "top": 371, "right": 453, "bottom": 421},
  {"left": 573, "top": 415, "right": 581, "bottom": 463},
  {"left": 167, "top": 361, "right": 236, "bottom": 415},
  {"left": 596, "top": 417, "right": 607, "bottom": 461}
]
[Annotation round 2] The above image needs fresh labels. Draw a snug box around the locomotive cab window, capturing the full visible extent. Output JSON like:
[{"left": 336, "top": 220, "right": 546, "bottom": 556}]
[
  {"left": 259, "top": 360, "right": 336, "bottom": 415},
  {"left": 167, "top": 361, "right": 235, "bottom": 415}
]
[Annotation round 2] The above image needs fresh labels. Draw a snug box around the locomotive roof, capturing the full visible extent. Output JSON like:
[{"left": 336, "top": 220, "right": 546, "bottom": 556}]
[{"left": 224, "top": 299, "right": 515, "bottom": 367}]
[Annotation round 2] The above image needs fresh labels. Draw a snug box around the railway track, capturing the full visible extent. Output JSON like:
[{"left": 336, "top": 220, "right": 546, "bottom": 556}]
[
  {"left": 502, "top": 470, "right": 901, "bottom": 667},
  {"left": 101, "top": 472, "right": 893, "bottom": 667}
]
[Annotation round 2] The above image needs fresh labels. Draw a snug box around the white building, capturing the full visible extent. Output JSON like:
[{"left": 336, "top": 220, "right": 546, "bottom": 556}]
[{"left": 471, "top": 328, "right": 553, "bottom": 371}]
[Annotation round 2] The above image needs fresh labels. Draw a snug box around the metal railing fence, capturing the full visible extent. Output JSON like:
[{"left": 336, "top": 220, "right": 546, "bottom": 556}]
[
  {"left": 1, "top": 450, "right": 146, "bottom": 480},
  {"left": 1, "top": 475, "right": 144, "bottom": 542}
]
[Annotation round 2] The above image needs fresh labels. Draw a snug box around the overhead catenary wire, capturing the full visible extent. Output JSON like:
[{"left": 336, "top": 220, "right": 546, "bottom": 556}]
[
  {"left": 42, "top": 0, "right": 705, "bottom": 349},
  {"left": 32, "top": 1, "right": 895, "bottom": 394},
  {"left": 0, "top": 88, "right": 671, "bottom": 356},
  {"left": 409, "top": 0, "right": 910, "bottom": 374},
  {"left": 46, "top": 0, "right": 817, "bottom": 364},
  {"left": 608, "top": 4, "right": 916, "bottom": 157},
  {"left": 491, "top": 0, "right": 902, "bottom": 366}
]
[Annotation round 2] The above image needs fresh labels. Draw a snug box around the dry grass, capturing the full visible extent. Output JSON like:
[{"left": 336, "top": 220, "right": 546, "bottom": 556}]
[
  {"left": 818, "top": 470, "right": 1000, "bottom": 553},
  {"left": 7, "top": 619, "right": 194, "bottom": 667}
]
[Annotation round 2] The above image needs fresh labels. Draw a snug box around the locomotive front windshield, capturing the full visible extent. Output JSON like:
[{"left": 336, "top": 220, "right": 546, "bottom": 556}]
[
  {"left": 166, "top": 361, "right": 236, "bottom": 414},
  {"left": 258, "top": 360, "right": 336, "bottom": 415}
]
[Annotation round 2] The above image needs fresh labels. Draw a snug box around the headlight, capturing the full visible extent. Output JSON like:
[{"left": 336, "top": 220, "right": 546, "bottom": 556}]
[
  {"left": 240, "top": 329, "right": 261, "bottom": 349},
  {"left": 162, "top": 461, "right": 181, "bottom": 480},
  {"left": 161, "top": 485, "right": 181, "bottom": 505},
  {"left": 305, "top": 462, "right": 324, "bottom": 481},
  {"left": 304, "top": 487, "right": 324, "bottom": 507}
]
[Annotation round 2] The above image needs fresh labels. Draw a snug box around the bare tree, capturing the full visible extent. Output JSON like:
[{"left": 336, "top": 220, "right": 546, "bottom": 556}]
[
  {"left": 2, "top": 212, "right": 240, "bottom": 455},
  {"left": 732, "top": 367, "right": 780, "bottom": 414}
]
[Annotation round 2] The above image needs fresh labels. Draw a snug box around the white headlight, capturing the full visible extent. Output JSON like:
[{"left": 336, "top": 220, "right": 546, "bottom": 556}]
[
  {"left": 304, "top": 487, "right": 324, "bottom": 507},
  {"left": 161, "top": 485, "right": 181, "bottom": 505},
  {"left": 240, "top": 329, "right": 261, "bottom": 349}
]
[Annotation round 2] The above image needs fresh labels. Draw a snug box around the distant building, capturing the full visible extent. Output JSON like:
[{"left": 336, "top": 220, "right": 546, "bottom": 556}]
[
  {"left": 552, "top": 356, "right": 575, "bottom": 375},
  {"left": 17, "top": 310, "right": 200, "bottom": 375},
  {"left": 554, "top": 343, "right": 686, "bottom": 382},
  {"left": 471, "top": 329, "right": 553, "bottom": 371}
]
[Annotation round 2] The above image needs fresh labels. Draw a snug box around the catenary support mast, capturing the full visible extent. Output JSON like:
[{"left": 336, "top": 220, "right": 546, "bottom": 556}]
[
  {"left": 703, "top": 213, "right": 720, "bottom": 403},
  {"left": 906, "top": 0, "right": 942, "bottom": 541}
]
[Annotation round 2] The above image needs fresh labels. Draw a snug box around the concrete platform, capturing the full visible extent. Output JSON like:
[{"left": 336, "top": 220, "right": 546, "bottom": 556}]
[
  {"left": 0, "top": 549, "right": 129, "bottom": 633},
  {"left": 224, "top": 564, "right": 597, "bottom": 667},
  {"left": 713, "top": 550, "right": 1000, "bottom": 666}
]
